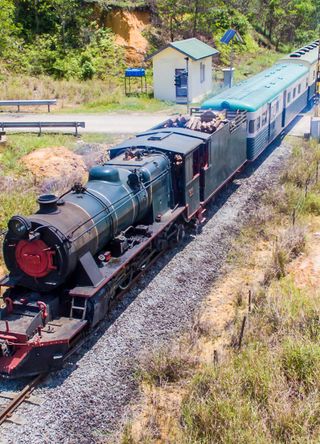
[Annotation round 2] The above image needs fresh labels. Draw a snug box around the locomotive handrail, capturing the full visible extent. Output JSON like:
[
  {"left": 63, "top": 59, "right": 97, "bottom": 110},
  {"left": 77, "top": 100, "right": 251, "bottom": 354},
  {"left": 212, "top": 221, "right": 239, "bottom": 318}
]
[{"left": 69, "top": 167, "right": 171, "bottom": 243}]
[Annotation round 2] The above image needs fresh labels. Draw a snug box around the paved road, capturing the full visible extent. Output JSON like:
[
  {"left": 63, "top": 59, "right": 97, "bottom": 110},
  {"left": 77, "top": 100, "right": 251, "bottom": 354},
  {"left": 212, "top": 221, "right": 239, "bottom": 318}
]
[
  {"left": 0, "top": 112, "right": 171, "bottom": 134},
  {"left": 0, "top": 108, "right": 314, "bottom": 137}
]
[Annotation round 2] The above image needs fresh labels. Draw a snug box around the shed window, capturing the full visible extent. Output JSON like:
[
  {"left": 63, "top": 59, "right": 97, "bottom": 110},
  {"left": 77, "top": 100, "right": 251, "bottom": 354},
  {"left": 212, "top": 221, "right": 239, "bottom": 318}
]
[
  {"left": 249, "top": 120, "right": 255, "bottom": 134},
  {"left": 262, "top": 111, "right": 268, "bottom": 126},
  {"left": 200, "top": 62, "right": 205, "bottom": 83}
]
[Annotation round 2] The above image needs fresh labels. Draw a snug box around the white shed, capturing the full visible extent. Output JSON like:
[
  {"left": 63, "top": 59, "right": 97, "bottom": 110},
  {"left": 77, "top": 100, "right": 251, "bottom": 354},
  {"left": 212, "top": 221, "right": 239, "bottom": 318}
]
[{"left": 148, "top": 38, "right": 219, "bottom": 104}]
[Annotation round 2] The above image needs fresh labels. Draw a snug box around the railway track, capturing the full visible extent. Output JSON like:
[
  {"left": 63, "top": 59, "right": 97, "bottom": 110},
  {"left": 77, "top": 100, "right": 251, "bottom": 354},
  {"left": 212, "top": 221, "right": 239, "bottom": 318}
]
[
  {"left": 0, "top": 374, "right": 46, "bottom": 426},
  {"left": 0, "top": 247, "right": 167, "bottom": 428}
]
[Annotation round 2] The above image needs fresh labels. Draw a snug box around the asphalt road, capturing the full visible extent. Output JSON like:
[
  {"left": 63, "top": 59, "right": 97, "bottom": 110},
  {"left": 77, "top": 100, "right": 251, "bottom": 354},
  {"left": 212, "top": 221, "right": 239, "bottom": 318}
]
[{"left": 0, "top": 111, "right": 171, "bottom": 134}]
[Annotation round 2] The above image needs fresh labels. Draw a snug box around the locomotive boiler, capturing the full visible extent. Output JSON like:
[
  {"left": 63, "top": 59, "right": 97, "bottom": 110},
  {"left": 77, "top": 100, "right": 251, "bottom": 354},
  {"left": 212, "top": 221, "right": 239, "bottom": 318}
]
[{"left": 3, "top": 151, "right": 172, "bottom": 293}]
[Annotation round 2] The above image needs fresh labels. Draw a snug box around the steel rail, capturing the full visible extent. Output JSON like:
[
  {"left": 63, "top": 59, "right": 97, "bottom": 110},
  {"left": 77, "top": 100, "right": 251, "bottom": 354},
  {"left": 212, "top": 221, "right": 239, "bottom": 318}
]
[{"left": 0, "top": 373, "right": 47, "bottom": 426}]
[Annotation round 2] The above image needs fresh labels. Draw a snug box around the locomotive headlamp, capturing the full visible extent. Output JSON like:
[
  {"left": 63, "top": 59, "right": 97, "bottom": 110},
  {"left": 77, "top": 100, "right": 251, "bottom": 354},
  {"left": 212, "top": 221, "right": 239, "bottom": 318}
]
[{"left": 8, "top": 216, "right": 31, "bottom": 238}]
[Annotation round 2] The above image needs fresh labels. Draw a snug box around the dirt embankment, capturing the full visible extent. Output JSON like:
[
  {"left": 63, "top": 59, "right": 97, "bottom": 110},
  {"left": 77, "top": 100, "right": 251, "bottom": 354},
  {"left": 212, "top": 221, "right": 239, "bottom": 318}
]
[
  {"left": 22, "top": 147, "right": 87, "bottom": 185},
  {"left": 95, "top": 7, "right": 151, "bottom": 64}
]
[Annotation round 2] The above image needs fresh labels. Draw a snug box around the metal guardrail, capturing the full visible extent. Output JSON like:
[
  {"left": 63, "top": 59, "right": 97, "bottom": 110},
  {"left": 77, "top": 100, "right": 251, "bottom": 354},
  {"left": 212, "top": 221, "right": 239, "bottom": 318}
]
[
  {"left": 0, "top": 121, "right": 85, "bottom": 136},
  {"left": 0, "top": 99, "right": 57, "bottom": 112}
]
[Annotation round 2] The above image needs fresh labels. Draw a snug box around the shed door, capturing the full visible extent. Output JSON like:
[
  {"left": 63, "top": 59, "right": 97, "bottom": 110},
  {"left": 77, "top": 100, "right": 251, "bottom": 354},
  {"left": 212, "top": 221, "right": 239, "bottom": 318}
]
[{"left": 175, "top": 69, "right": 188, "bottom": 103}]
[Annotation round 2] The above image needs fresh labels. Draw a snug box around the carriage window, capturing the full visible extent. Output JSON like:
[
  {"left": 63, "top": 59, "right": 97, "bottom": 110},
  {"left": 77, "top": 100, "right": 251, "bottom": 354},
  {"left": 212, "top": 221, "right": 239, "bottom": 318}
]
[
  {"left": 293, "top": 88, "right": 296, "bottom": 99},
  {"left": 313, "top": 70, "right": 316, "bottom": 79},
  {"left": 276, "top": 101, "right": 280, "bottom": 112},
  {"left": 298, "top": 84, "right": 301, "bottom": 94},
  {"left": 256, "top": 116, "right": 261, "bottom": 131},
  {"left": 262, "top": 111, "right": 268, "bottom": 126},
  {"left": 287, "top": 92, "right": 291, "bottom": 103},
  {"left": 249, "top": 120, "right": 255, "bottom": 134}
]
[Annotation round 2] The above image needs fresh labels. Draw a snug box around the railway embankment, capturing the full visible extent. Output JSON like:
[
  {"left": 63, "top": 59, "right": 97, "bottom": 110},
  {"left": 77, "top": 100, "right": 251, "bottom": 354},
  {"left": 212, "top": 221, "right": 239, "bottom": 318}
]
[
  {"left": 120, "top": 138, "right": 320, "bottom": 443},
  {"left": 0, "top": 134, "right": 296, "bottom": 443}
]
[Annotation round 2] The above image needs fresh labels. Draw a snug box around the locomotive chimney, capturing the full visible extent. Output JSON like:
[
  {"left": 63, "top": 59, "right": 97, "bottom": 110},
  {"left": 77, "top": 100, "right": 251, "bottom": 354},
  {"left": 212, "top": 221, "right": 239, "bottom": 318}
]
[{"left": 37, "top": 194, "right": 60, "bottom": 214}]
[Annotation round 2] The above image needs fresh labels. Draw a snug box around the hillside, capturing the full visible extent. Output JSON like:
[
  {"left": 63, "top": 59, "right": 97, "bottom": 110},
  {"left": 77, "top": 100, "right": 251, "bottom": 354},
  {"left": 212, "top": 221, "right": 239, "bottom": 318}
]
[{"left": 1, "top": 0, "right": 319, "bottom": 80}]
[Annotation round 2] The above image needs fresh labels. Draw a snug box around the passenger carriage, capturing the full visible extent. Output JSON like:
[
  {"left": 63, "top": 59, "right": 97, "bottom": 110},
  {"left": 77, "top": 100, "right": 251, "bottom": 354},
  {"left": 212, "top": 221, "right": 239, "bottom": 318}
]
[
  {"left": 280, "top": 40, "right": 319, "bottom": 101},
  {"left": 201, "top": 63, "right": 309, "bottom": 160},
  {"left": 202, "top": 40, "right": 320, "bottom": 161}
]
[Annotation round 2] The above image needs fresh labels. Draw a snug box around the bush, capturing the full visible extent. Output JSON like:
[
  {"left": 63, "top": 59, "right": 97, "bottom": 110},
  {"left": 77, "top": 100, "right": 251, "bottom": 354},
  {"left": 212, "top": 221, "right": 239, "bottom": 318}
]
[
  {"left": 137, "top": 345, "right": 198, "bottom": 387},
  {"left": 302, "top": 193, "right": 320, "bottom": 215},
  {"left": 263, "top": 226, "right": 305, "bottom": 284},
  {"left": 281, "top": 340, "right": 320, "bottom": 392}
]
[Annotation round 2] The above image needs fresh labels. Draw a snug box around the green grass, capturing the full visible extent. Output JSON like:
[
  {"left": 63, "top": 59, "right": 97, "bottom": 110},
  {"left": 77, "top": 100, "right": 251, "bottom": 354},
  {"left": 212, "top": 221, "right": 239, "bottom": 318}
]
[
  {"left": 0, "top": 191, "right": 37, "bottom": 230},
  {"left": 234, "top": 49, "right": 283, "bottom": 82},
  {"left": 56, "top": 94, "right": 180, "bottom": 114}
]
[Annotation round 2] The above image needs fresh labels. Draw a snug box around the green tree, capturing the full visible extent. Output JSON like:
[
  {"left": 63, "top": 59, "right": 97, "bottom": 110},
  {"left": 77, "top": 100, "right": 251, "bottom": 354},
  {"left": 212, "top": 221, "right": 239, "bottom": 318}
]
[{"left": 0, "top": 0, "right": 16, "bottom": 55}]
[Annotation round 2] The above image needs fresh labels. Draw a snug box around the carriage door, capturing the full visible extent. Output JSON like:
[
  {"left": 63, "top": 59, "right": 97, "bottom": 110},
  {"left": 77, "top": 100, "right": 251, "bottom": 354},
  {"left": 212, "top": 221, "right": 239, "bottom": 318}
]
[
  {"left": 268, "top": 99, "right": 277, "bottom": 142},
  {"left": 185, "top": 149, "right": 201, "bottom": 218}
]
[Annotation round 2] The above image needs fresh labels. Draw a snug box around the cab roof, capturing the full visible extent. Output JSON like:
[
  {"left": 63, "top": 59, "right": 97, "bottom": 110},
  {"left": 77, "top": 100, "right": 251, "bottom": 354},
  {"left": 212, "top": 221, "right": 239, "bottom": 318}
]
[
  {"left": 201, "top": 63, "right": 308, "bottom": 112},
  {"left": 109, "top": 128, "right": 211, "bottom": 156}
]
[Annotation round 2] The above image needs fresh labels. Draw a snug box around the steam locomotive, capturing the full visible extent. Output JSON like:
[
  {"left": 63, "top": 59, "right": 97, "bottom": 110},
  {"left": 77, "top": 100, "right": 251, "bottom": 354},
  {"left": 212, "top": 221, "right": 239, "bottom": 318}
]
[
  {"left": 0, "top": 109, "right": 247, "bottom": 378},
  {"left": 0, "top": 39, "right": 318, "bottom": 378}
]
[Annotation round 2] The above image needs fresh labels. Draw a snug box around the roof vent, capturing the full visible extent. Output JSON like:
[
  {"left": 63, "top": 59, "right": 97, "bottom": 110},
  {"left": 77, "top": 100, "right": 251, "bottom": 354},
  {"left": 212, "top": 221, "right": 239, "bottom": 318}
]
[{"left": 148, "top": 132, "right": 171, "bottom": 141}]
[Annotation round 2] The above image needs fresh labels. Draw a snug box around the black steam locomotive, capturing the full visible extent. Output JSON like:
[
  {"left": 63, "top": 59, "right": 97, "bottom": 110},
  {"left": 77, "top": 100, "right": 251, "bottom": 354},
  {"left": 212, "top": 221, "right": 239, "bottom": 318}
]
[{"left": 0, "top": 109, "right": 247, "bottom": 377}]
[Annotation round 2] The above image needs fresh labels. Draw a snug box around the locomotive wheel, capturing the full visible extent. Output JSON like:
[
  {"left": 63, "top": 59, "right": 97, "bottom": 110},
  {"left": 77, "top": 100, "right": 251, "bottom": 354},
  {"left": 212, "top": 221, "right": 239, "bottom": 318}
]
[
  {"left": 176, "top": 224, "right": 186, "bottom": 243},
  {"left": 119, "top": 268, "right": 134, "bottom": 290}
]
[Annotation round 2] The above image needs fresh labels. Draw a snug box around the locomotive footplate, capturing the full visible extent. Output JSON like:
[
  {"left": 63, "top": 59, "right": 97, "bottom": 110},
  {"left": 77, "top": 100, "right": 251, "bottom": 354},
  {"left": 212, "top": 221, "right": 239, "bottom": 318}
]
[
  {"left": 0, "top": 317, "right": 86, "bottom": 378},
  {"left": 69, "top": 206, "right": 186, "bottom": 299}
]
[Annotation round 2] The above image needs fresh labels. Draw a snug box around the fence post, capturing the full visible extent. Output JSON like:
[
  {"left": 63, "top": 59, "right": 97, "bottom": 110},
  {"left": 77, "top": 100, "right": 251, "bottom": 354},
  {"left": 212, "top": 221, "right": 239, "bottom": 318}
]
[
  {"left": 238, "top": 315, "right": 247, "bottom": 350},
  {"left": 248, "top": 290, "right": 252, "bottom": 313}
]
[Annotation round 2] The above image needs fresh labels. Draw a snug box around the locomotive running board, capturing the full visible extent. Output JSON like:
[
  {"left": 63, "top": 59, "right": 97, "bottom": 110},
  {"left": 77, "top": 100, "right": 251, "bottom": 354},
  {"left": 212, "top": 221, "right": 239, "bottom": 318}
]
[{"left": 69, "top": 206, "right": 186, "bottom": 298}]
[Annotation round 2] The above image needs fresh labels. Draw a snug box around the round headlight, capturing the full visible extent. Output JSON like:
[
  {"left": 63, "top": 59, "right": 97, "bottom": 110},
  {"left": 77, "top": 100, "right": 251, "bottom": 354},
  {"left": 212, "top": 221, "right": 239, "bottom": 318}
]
[{"left": 8, "top": 216, "right": 31, "bottom": 238}]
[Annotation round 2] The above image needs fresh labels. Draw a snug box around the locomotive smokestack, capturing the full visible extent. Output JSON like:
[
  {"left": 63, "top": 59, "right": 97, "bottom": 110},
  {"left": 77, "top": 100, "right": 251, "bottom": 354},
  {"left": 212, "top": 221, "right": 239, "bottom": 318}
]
[{"left": 37, "top": 194, "right": 59, "bottom": 214}]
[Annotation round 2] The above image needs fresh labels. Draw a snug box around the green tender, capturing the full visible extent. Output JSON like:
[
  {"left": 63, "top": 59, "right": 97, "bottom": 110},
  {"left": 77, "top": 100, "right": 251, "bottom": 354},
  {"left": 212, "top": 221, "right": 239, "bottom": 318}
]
[{"left": 201, "top": 63, "right": 308, "bottom": 112}]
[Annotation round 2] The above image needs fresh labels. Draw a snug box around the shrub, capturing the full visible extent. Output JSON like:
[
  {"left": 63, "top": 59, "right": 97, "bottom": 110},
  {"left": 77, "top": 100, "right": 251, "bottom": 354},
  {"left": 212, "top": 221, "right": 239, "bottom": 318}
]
[
  {"left": 281, "top": 340, "right": 320, "bottom": 392},
  {"left": 263, "top": 226, "right": 305, "bottom": 284},
  {"left": 137, "top": 345, "right": 198, "bottom": 387}
]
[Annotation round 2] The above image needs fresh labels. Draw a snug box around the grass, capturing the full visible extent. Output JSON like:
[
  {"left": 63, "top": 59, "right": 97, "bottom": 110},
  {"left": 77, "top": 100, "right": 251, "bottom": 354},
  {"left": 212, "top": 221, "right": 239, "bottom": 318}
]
[
  {"left": 56, "top": 94, "right": 179, "bottom": 114},
  {"left": 233, "top": 48, "right": 283, "bottom": 82},
  {"left": 121, "top": 139, "right": 320, "bottom": 444},
  {"left": 0, "top": 191, "right": 37, "bottom": 231},
  {"left": 0, "top": 46, "right": 284, "bottom": 114},
  {"left": 0, "top": 73, "right": 178, "bottom": 114}
]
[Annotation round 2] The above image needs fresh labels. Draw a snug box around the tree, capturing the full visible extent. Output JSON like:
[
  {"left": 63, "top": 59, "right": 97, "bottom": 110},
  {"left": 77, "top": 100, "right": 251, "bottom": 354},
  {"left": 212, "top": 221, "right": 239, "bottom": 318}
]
[{"left": 0, "top": 0, "right": 16, "bottom": 55}]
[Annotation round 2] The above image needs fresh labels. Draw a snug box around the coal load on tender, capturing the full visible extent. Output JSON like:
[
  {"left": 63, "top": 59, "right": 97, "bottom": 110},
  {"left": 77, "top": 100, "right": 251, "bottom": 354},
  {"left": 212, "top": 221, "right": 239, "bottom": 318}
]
[{"left": 161, "top": 110, "right": 227, "bottom": 133}]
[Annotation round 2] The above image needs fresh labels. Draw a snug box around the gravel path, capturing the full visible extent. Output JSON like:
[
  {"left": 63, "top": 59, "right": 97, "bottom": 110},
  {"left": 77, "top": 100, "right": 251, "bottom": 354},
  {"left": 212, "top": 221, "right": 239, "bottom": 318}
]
[{"left": 0, "top": 138, "right": 292, "bottom": 444}]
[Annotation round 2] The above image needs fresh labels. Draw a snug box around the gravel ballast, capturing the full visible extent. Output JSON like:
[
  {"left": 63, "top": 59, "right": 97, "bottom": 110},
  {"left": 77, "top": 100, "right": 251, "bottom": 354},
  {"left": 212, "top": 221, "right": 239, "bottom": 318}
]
[{"left": 1, "top": 139, "right": 292, "bottom": 444}]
